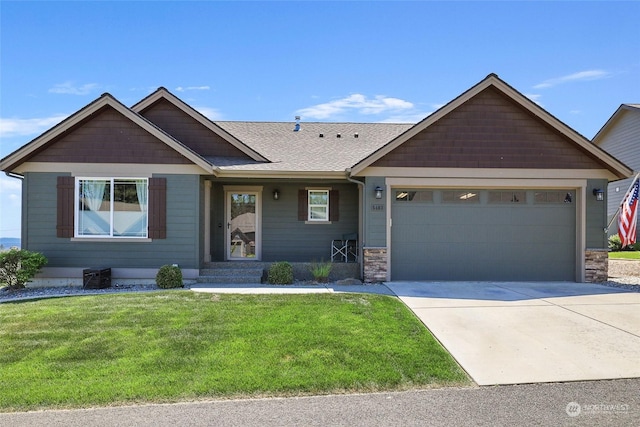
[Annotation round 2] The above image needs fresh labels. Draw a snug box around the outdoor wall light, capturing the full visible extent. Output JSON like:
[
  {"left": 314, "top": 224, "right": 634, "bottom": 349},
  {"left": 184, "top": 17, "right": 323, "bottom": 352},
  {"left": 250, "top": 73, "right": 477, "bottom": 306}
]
[
  {"left": 593, "top": 188, "right": 604, "bottom": 201},
  {"left": 375, "top": 186, "right": 383, "bottom": 199},
  {"left": 273, "top": 189, "right": 280, "bottom": 200}
]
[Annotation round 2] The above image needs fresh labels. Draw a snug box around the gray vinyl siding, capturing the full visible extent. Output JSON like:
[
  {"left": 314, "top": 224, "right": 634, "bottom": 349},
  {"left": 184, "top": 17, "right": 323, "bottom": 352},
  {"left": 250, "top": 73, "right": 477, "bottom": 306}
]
[
  {"left": 209, "top": 181, "right": 359, "bottom": 262},
  {"left": 598, "top": 110, "right": 640, "bottom": 171},
  {"left": 586, "top": 179, "right": 609, "bottom": 248},
  {"left": 363, "top": 177, "right": 387, "bottom": 248},
  {"left": 23, "top": 172, "right": 200, "bottom": 269},
  {"left": 597, "top": 109, "right": 640, "bottom": 234},
  {"left": 607, "top": 178, "right": 633, "bottom": 236}
]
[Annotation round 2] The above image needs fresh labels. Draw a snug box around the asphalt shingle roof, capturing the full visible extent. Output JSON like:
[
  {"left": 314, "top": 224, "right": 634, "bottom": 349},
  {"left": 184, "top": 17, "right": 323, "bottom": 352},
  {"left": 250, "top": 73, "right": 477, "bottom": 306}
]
[{"left": 212, "top": 121, "right": 413, "bottom": 172}]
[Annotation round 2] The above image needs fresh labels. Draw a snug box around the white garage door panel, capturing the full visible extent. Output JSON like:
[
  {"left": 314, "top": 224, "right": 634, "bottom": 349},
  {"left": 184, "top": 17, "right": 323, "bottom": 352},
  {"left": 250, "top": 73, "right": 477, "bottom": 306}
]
[{"left": 391, "top": 189, "right": 576, "bottom": 281}]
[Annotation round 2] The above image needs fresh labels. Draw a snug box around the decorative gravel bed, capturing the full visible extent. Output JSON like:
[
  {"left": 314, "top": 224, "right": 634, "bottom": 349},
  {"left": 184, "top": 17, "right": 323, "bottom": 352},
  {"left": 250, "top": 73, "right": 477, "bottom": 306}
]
[{"left": 0, "top": 284, "right": 162, "bottom": 303}]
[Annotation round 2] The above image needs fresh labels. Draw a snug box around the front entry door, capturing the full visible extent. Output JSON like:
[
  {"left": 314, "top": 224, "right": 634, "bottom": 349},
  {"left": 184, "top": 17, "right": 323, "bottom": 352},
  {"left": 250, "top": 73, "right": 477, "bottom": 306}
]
[{"left": 226, "top": 190, "right": 261, "bottom": 260}]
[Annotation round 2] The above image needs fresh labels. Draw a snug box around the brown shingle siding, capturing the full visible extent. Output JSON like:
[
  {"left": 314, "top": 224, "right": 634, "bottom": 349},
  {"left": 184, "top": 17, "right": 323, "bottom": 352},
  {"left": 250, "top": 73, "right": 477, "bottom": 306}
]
[
  {"left": 140, "top": 99, "right": 251, "bottom": 159},
  {"left": 29, "top": 107, "right": 192, "bottom": 165},
  {"left": 372, "top": 86, "right": 603, "bottom": 169}
]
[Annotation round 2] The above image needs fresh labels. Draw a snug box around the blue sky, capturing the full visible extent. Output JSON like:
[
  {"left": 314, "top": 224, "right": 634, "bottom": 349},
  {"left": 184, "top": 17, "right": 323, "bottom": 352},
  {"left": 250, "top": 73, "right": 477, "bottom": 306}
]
[{"left": 1, "top": 1, "right": 639, "bottom": 238}]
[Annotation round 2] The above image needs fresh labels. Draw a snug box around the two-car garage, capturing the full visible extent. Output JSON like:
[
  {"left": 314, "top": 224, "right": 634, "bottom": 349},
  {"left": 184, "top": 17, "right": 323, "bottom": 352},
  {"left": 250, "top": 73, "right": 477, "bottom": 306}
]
[{"left": 390, "top": 188, "right": 576, "bottom": 281}]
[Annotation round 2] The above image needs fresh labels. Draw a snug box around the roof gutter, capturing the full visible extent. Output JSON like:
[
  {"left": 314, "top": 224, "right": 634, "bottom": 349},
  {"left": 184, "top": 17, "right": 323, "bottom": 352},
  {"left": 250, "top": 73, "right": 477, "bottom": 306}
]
[
  {"left": 346, "top": 169, "right": 365, "bottom": 280},
  {"left": 5, "top": 171, "right": 24, "bottom": 180}
]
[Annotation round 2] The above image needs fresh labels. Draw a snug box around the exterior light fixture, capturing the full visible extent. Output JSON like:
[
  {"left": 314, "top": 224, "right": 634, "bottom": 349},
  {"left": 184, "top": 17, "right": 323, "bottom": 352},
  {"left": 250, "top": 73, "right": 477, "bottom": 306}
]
[
  {"left": 375, "top": 186, "right": 383, "bottom": 199},
  {"left": 593, "top": 188, "right": 604, "bottom": 201},
  {"left": 273, "top": 189, "right": 280, "bottom": 200}
]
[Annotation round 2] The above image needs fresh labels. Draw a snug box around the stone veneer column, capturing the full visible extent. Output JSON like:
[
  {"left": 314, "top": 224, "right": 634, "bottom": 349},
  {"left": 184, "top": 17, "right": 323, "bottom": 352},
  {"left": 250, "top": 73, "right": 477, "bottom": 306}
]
[
  {"left": 585, "top": 249, "right": 608, "bottom": 283},
  {"left": 363, "top": 247, "right": 387, "bottom": 283}
]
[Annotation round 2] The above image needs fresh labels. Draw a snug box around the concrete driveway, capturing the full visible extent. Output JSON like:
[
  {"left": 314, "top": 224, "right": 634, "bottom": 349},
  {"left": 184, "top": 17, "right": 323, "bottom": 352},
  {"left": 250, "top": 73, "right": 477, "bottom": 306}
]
[{"left": 386, "top": 281, "right": 640, "bottom": 386}]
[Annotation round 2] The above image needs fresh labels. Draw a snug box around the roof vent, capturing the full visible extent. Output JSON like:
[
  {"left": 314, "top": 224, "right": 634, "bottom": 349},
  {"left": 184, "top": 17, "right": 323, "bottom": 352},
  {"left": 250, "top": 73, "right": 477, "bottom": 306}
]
[
  {"left": 337, "top": 133, "right": 341, "bottom": 138},
  {"left": 293, "top": 116, "right": 301, "bottom": 132},
  {"left": 319, "top": 133, "right": 324, "bottom": 138},
  {"left": 354, "top": 133, "right": 359, "bottom": 138}
]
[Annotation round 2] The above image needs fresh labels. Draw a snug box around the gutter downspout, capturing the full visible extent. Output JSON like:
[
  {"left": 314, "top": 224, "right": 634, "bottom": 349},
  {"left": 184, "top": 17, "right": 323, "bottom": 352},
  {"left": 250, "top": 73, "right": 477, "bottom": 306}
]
[{"left": 346, "top": 169, "right": 365, "bottom": 280}]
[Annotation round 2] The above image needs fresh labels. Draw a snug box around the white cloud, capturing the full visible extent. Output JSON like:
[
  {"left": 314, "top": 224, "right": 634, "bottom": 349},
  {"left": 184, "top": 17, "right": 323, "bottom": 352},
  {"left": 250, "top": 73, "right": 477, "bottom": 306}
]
[
  {"left": 49, "top": 82, "right": 100, "bottom": 95},
  {"left": 175, "top": 86, "right": 211, "bottom": 92},
  {"left": 524, "top": 93, "right": 544, "bottom": 106},
  {"left": 195, "top": 106, "right": 223, "bottom": 120},
  {"left": 533, "top": 70, "right": 612, "bottom": 89},
  {"left": 0, "top": 115, "right": 69, "bottom": 138},
  {"left": 297, "top": 94, "right": 414, "bottom": 120},
  {"left": 0, "top": 176, "right": 22, "bottom": 193}
]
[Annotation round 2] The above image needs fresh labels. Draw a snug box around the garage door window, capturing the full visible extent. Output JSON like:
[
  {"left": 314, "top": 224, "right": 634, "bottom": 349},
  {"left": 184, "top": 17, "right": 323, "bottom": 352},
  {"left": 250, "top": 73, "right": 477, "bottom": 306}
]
[
  {"left": 442, "top": 190, "right": 479, "bottom": 203},
  {"left": 395, "top": 190, "right": 433, "bottom": 202},
  {"left": 488, "top": 191, "right": 526, "bottom": 204},
  {"left": 534, "top": 191, "right": 574, "bottom": 204}
]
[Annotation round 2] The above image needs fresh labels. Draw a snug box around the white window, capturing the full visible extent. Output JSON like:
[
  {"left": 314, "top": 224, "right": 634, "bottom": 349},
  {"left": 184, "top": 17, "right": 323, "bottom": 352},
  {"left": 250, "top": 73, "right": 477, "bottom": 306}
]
[
  {"left": 76, "top": 178, "right": 148, "bottom": 238},
  {"left": 308, "top": 190, "right": 329, "bottom": 221}
]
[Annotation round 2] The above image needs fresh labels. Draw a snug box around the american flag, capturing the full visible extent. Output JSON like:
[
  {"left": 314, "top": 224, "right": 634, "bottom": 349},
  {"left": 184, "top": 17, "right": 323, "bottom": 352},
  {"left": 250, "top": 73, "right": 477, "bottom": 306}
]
[{"left": 618, "top": 178, "right": 640, "bottom": 247}]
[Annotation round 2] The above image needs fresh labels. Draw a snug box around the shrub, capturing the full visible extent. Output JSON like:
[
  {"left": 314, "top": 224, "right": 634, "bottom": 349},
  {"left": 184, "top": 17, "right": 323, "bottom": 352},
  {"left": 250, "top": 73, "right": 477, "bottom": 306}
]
[
  {"left": 310, "top": 260, "right": 332, "bottom": 283},
  {"left": 609, "top": 235, "right": 622, "bottom": 251},
  {"left": 268, "top": 261, "right": 293, "bottom": 285},
  {"left": 609, "top": 234, "right": 640, "bottom": 252},
  {"left": 0, "top": 249, "right": 47, "bottom": 290},
  {"left": 155, "top": 264, "right": 183, "bottom": 289}
]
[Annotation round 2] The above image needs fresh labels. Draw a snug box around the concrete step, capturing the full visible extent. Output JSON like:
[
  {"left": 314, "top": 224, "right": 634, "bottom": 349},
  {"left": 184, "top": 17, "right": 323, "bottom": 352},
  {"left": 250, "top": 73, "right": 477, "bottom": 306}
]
[
  {"left": 199, "top": 268, "right": 264, "bottom": 277},
  {"left": 196, "top": 275, "right": 263, "bottom": 284},
  {"left": 197, "top": 264, "right": 264, "bottom": 284}
]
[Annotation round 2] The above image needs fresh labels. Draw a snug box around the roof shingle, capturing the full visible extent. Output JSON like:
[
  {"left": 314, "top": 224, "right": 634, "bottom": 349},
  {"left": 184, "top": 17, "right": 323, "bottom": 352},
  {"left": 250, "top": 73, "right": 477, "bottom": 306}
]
[{"left": 212, "top": 121, "right": 413, "bottom": 172}]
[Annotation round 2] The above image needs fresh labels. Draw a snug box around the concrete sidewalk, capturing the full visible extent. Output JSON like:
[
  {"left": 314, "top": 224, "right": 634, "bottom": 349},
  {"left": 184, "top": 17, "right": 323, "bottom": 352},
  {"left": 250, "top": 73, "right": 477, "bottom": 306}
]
[
  {"left": 189, "top": 283, "right": 395, "bottom": 295},
  {"left": 386, "top": 281, "right": 640, "bottom": 386}
]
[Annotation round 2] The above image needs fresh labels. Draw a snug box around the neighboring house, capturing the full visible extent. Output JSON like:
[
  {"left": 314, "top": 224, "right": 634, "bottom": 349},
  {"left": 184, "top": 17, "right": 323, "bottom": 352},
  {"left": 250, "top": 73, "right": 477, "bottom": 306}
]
[
  {"left": 0, "top": 74, "right": 631, "bottom": 284},
  {"left": 592, "top": 104, "right": 640, "bottom": 235}
]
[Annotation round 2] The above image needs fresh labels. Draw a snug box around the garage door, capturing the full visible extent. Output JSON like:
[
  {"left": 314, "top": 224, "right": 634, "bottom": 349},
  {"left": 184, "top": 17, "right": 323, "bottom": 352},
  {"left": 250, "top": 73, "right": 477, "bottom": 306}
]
[{"left": 391, "top": 189, "right": 576, "bottom": 281}]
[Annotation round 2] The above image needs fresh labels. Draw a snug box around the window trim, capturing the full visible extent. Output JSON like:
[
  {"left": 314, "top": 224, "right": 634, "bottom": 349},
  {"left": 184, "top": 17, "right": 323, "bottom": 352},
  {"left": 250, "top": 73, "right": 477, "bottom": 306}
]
[{"left": 74, "top": 177, "right": 149, "bottom": 239}]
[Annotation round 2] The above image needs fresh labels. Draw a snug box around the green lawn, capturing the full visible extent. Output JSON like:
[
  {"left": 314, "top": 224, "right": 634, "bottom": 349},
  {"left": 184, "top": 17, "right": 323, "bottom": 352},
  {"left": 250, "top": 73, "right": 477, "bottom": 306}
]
[
  {"left": 609, "top": 251, "right": 640, "bottom": 259},
  {"left": 0, "top": 291, "right": 469, "bottom": 411}
]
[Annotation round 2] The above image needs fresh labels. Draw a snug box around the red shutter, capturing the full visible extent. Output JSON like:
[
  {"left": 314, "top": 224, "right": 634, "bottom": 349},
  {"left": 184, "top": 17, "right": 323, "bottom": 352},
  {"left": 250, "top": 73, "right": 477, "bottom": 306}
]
[
  {"left": 298, "top": 190, "right": 308, "bottom": 221},
  {"left": 329, "top": 190, "right": 339, "bottom": 221},
  {"left": 57, "top": 176, "right": 75, "bottom": 238},
  {"left": 148, "top": 177, "right": 166, "bottom": 239}
]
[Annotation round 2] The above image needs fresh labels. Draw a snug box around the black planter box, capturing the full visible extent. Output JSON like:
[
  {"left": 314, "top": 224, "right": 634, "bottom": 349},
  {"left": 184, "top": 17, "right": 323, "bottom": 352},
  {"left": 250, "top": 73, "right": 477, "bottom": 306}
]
[{"left": 83, "top": 268, "right": 111, "bottom": 289}]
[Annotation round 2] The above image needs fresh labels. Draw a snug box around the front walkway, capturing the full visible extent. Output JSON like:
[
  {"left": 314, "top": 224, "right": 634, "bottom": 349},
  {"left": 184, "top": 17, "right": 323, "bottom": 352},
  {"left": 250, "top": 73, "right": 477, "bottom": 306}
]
[
  {"left": 385, "top": 281, "right": 640, "bottom": 386},
  {"left": 189, "top": 283, "right": 395, "bottom": 295}
]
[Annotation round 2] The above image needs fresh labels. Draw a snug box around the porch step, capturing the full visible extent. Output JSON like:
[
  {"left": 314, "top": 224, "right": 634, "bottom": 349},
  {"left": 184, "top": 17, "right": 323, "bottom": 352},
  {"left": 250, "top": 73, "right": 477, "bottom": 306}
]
[{"left": 197, "top": 263, "right": 264, "bottom": 284}]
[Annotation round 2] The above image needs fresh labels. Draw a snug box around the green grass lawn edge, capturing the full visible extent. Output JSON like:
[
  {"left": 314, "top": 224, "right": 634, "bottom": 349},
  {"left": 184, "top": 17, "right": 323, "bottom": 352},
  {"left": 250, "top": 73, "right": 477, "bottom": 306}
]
[
  {"left": 0, "top": 291, "right": 470, "bottom": 412},
  {"left": 609, "top": 251, "right": 640, "bottom": 260}
]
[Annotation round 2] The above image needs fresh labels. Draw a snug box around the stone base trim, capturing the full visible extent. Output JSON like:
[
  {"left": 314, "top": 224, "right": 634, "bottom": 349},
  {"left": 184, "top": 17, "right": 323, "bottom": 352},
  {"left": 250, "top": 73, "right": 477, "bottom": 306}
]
[
  {"left": 363, "top": 247, "right": 387, "bottom": 283},
  {"left": 585, "top": 249, "right": 608, "bottom": 283}
]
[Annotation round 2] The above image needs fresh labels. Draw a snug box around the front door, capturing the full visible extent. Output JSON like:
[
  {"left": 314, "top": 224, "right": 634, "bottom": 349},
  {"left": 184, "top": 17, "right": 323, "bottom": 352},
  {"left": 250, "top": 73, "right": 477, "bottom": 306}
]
[{"left": 226, "top": 189, "right": 261, "bottom": 260}]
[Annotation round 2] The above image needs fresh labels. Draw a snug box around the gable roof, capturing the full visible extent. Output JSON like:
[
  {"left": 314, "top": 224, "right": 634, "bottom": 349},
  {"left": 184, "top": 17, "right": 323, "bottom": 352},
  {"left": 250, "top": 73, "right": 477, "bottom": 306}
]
[
  {"left": 0, "top": 93, "right": 217, "bottom": 174},
  {"left": 350, "top": 74, "right": 632, "bottom": 179},
  {"left": 2, "top": 76, "right": 632, "bottom": 180},
  {"left": 592, "top": 103, "right": 640, "bottom": 144},
  {"left": 132, "top": 88, "right": 268, "bottom": 162}
]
